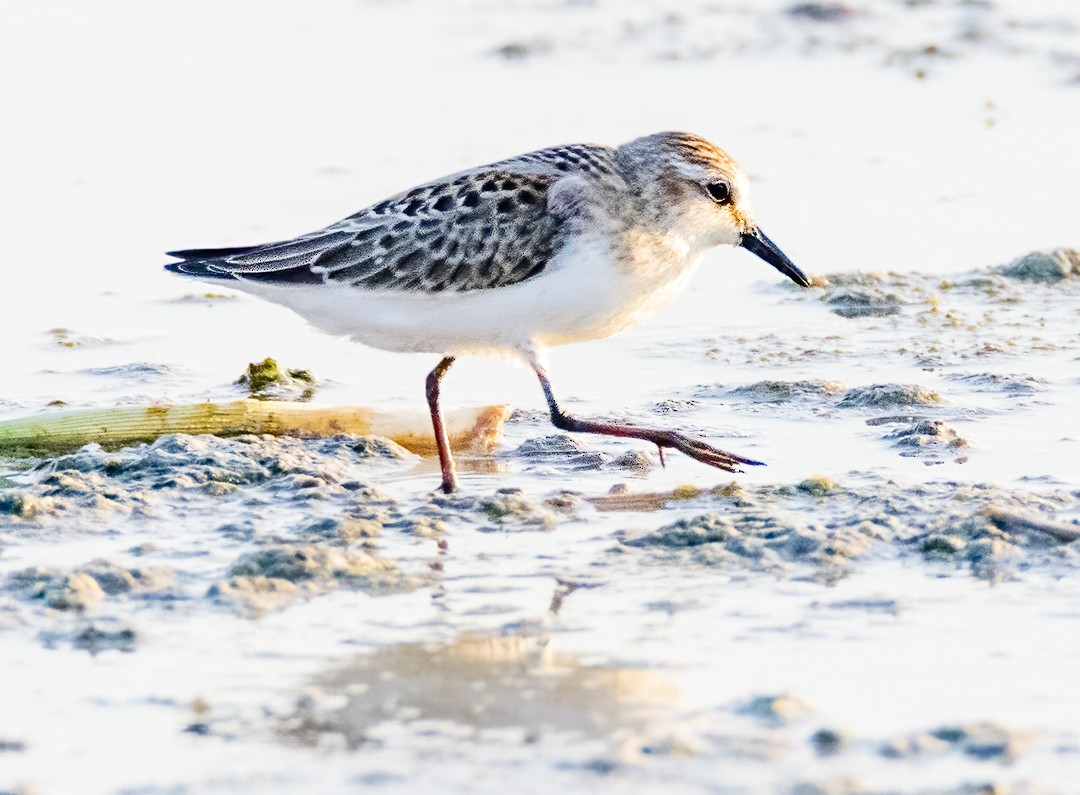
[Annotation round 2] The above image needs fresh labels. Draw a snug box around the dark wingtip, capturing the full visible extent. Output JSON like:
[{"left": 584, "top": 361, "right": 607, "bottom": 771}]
[
  {"left": 164, "top": 245, "right": 263, "bottom": 279},
  {"left": 166, "top": 245, "right": 259, "bottom": 260},
  {"left": 163, "top": 260, "right": 207, "bottom": 276},
  {"left": 163, "top": 257, "right": 232, "bottom": 279}
]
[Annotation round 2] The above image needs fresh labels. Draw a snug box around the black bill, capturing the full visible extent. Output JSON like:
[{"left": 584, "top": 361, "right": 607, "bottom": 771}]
[{"left": 740, "top": 227, "right": 811, "bottom": 287}]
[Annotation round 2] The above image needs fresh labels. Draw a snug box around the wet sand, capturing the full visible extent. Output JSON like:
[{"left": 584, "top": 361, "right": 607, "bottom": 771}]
[{"left": 4, "top": 253, "right": 1080, "bottom": 793}]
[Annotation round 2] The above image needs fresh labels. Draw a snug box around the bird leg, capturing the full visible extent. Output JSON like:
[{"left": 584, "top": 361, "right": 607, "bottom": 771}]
[
  {"left": 425, "top": 356, "right": 458, "bottom": 493},
  {"left": 529, "top": 359, "right": 764, "bottom": 473}
]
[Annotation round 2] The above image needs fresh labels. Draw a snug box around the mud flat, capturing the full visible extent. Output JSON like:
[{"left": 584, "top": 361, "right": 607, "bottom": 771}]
[
  {"left": 3, "top": 410, "right": 1080, "bottom": 792},
  {"left": 5, "top": 235, "right": 1080, "bottom": 793},
  {"left": 3, "top": 255, "right": 1080, "bottom": 793}
]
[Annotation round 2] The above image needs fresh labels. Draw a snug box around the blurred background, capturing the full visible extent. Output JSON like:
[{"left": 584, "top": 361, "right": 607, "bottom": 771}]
[{"left": 1, "top": 0, "right": 1077, "bottom": 416}]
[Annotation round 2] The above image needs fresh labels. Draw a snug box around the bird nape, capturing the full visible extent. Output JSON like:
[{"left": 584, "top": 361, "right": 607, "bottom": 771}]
[{"left": 165, "top": 131, "right": 811, "bottom": 493}]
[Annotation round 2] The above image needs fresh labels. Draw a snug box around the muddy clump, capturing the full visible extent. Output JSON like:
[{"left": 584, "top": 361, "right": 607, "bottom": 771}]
[
  {"left": 208, "top": 576, "right": 304, "bottom": 617},
  {"left": 513, "top": 434, "right": 654, "bottom": 475},
  {"left": 810, "top": 728, "right": 849, "bottom": 757},
  {"left": 616, "top": 509, "right": 860, "bottom": 579},
  {"left": 227, "top": 545, "right": 406, "bottom": 588},
  {"left": 838, "top": 384, "right": 944, "bottom": 409},
  {"left": 652, "top": 398, "right": 699, "bottom": 414},
  {"left": 610, "top": 479, "right": 1080, "bottom": 582},
  {"left": 13, "top": 570, "right": 106, "bottom": 611},
  {"left": 945, "top": 372, "right": 1048, "bottom": 395},
  {"left": 403, "top": 487, "right": 572, "bottom": 534},
  {"left": 492, "top": 38, "right": 554, "bottom": 61},
  {"left": 826, "top": 287, "right": 902, "bottom": 318},
  {"left": 7, "top": 560, "right": 176, "bottom": 611},
  {"left": 740, "top": 693, "right": 815, "bottom": 726},
  {"left": 76, "top": 559, "right": 177, "bottom": 596},
  {"left": 982, "top": 506, "right": 1080, "bottom": 544},
  {"left": 514, "top": 434, "right": 608, "bottom": 470},
  {"left": 71, "top": 622, "right": 139, "bottom": 654},
  {"left": 8, "top": 434, "right": 407, "bottom": 518},
  {"left": 297, "top": 512, "right": 387, "bottom": 543},
  {"left": 795, "top": 475, "right": 842, "bottom": 496},
  {"left": 29, "top": 617, "right": 139, "bottom": 654},
  {"left": 349, "top": 436, "right": 411, "bottom": 461},
  {"left": 610, "top": 449, "right": 655, "bottom": 474},
  {"left": 786, "top": 3, "right": 855, "bottom": 23},
  {"left": 210, "top": 545, "right": 423, "bottom": 616},
  {"left": 997, "top": 248, "right": 1080, "bottom": 283},
  {"left": 0, "top": 491, "right": 56, "bottom": 519},
  {"left": 885, "top": 419, "right": 969, "bottom": 458},
  {"left": 724, "top": 380, "right": 847, "bottom": 404},
  {"left": 478, "top": 488, "right": 558, "bottom": 532},
  {"left": 81, "top": 362, "right": 176, "bottom": 383},
  {"left": 881, "top": 722, "right": 1037, "bottom": 762}
]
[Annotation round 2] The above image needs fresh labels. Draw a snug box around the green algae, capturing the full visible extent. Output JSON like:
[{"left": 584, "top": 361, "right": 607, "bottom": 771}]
[{"left": 237, "top": 357, "right": 317, "bottom": 401}]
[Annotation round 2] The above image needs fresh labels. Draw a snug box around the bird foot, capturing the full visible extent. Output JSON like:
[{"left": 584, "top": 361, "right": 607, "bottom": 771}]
[
  {"left": 653, "top": 429, "right": 764, "bottom": 472},
  {"left": 553, "top": 412, "right": 762, "bottom": 473}
]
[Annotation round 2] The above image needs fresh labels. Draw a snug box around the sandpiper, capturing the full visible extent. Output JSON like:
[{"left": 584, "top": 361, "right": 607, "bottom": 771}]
[{"left": 166, "top": 131, "right": 810, "bottom": 493}]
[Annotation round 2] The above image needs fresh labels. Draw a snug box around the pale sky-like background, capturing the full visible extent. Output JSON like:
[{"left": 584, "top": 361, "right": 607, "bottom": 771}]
[{"left": 2, "top": 0, "right": 1078, "bottom": 423}]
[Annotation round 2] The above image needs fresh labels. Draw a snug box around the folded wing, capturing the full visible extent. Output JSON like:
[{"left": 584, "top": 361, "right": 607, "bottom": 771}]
[{"left": 166, "top": 144, "right": 619, "bottom": 293}]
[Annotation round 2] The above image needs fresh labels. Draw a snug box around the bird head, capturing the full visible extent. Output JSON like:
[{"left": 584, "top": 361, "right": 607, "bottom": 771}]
[{"left": 616, "top": 132, "right": 810, "bottom": 287}]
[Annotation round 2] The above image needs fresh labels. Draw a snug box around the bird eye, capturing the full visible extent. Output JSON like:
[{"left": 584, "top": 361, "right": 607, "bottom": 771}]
[{"left": 705, "top": 182, "right": 731, "bottom": 205}]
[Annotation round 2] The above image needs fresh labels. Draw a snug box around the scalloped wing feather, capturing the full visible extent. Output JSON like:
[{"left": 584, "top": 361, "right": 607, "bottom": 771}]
[{"left": 171, "top": 144, "right": 619, "bottom": 293}]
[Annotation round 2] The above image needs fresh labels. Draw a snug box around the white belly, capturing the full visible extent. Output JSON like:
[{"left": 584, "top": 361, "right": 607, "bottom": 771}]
[{"left": 230, "top": 232, "right": 702, "bottom": 356}]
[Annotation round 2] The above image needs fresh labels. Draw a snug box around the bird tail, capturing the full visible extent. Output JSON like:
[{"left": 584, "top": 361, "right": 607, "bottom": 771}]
[{"left": 164, "top": 246, "right": 259, "bottom": 279}]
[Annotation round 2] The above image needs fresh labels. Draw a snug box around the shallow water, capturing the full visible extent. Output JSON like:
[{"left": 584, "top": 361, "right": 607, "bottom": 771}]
[{"left": 2, "top": 1, "right": 1080, "bottom": 793}]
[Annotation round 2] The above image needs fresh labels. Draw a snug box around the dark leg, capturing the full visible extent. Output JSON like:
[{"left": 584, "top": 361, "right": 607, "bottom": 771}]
[
  {"left": 529, "top": 360, "right": 764, "bottom": 473},
  {"left": 425, "top": 356, "right": 457, "bottom": 493}
]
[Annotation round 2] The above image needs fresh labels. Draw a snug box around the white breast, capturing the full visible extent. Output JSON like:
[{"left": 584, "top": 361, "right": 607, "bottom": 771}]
[{"left": 231, "top": 226, "right": 702, "bottom": 356}]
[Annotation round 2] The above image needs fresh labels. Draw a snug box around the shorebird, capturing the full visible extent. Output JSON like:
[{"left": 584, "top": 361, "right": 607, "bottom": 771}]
[{"left": 166, "top": 131, "right": 810, "bottom": 493}]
